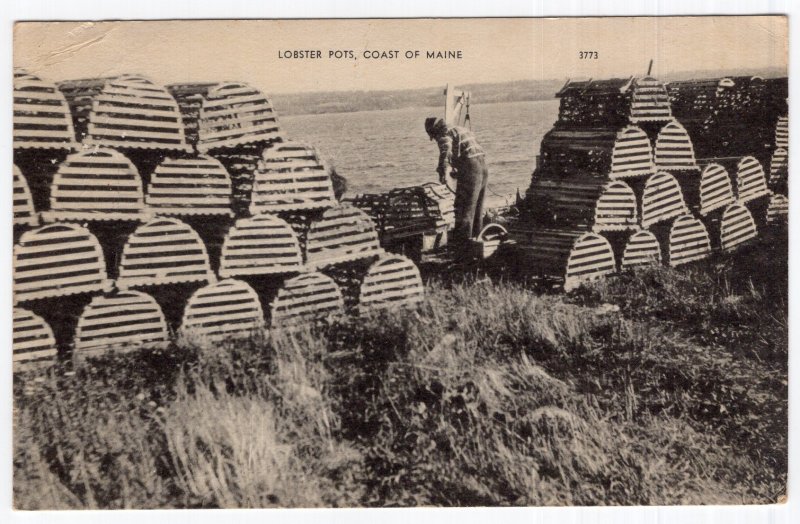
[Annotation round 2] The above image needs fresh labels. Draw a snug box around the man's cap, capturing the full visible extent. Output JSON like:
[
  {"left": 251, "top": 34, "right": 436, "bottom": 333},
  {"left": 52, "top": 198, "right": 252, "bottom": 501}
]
[{"left": 424, "top": 117, "right": 446, "bottom": 138}]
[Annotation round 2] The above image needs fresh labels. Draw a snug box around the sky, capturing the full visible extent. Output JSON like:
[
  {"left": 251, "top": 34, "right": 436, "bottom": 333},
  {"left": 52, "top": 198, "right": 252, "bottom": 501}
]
[{"left": 13, "top": 17, "right": 787, "bottom": 94}]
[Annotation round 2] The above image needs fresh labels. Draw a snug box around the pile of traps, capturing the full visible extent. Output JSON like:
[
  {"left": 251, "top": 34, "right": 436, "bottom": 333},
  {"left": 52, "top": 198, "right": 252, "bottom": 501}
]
[
  {"left": 511, "top": 74, "right": 788, "bottom": 291},
  {"left": 12, "top": 70, "right": 426, "bottom": 374}
]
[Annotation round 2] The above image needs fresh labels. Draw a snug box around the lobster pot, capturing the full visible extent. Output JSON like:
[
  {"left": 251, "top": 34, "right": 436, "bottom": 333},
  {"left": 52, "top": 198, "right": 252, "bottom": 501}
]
[
  {"left": 168, "top": 82, "right": 282, "bottom": 153},
  {"left": 250, "top": 142, "right": 337, "bottom": 214},
  {"left": 421, "top": 183, "right": 456, "bottom": 228},
  {"left": 305, "top": 204, "right": 383, "bottom": 269},
  {"left": 13, "top": 308, "right": 58, "bottom": 373},
  {"left": 609, "top": 125, "right": 656, "bottom": 180},
  {"left": 146, "top": 155, "right": 234, "bottom": 217},
  {"left": 468, "top": 224, "right": 510, "bottom": 260},
  {"left": 768, "top": 148, "right": 788, "bottom": 194},
  {"left": 508, "top": 227, "right": 616, "bottom": 291},
  {"left": 766, "top": 194, "right": 788, "bottom": 226},
  {"left": 13, "top": 165, "right": 38, "bottom": 241},
  {"left": 640, "top": 172, "right": 689, "bottom": 228},
  {"left": 179, "top": 279, "right": 265, "bottom": 344},
  {"left": 382, "top": 185, "right": 451, "bottom": 249},
  {"left": 42, "top": 148, "right": 147, "bottom": 223},
  {"left": 212, "top": 144, "right": 264, "bottom": 217},
  {"left": 14, "top": 69, "right": 78, "bottom": 151},
  {"left": 719, "top": 203, "right": 758, "bottom": 252},
  {"left": 620, "top": 229, "right": 662, "bottom": 271},
  {"left": 554, "top": 77, "right": 634, "bottom": 128},
  {"left": 629, "top": 77, "right": 673, "bottom": 124},
  {"left": 666, "top": 215, "right": 711, "bottom": 267},
  {"left": 653, "top": 120, "right": 698, "bottom": 172},
  {"left": 525, "top": 178, "right": 638, "bottom": 232},
  {"left": 14, "top": 223, "right": 108, "bottom": 303},
  {"left": 697, "top": 163, "right": 736, "bottom": 216},
  {"left": 358, "top": 254, "right": 424, "bottom": 313},
  {"left": 775, "top": 115, "right": 788, "bottom": 149},
  {"left": 117, "top": 218, "right": 214, "bottom": 291},
  {"left": 57, "top": 75, "right": 189, "bottom": 153},
  {"left": 73, "top": 291, "right": 170, "bottom": 359},
  {"left": 269, "top": 272, "right": 344, "bottom": 329},
  {"left": 219, "top": 214, "right": 304, "bottom": 279}
]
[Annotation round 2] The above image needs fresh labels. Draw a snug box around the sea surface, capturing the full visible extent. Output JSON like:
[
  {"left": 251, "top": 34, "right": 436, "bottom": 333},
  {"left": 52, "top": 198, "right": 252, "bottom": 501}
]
[{"left": 280, "top": 99, "right": 561, "bottom": 208}]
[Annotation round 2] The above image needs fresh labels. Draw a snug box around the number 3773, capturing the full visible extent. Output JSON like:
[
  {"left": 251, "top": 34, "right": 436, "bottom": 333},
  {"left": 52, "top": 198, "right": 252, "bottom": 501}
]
[{"left": 579, "top": 51, "right": 599, "bottom": 59}]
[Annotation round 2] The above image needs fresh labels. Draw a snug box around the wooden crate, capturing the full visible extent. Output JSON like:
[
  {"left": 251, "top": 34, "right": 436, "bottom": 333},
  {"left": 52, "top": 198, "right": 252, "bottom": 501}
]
[
  {"left": 358, "top": 254, "right": 424, "bottom": 313},
  {"left": 73, "top": 291, "right": 169, "bottom": 358},
  {"left": 13, "top": 165, "right": 38, "bottom": 228},
  {"left": 620, "top": 229, "right": 662, "bottom": 271},
  {"left": 250, "top": 142, "right": 336, "bottom": 213},
  {"left": 180, "top": 279, "right": 264, "bottom": 344},
  {"left": 220, "top": 214, "right": 304, "bottom": 278},
  {"left": 269, "top": 272, "right": 344, "bottom": 328},
  {"left": 667, "top": 214, "right": 711, "bottom": 267},
  {"left": 13, "top": 69, "right": 78, "bottom": 151},
  {"left": 168, "top": 82, "right": 282, "bottom": 153},
  {"left": 14, "top": 223, "right": 109, "bottom": 303},
  {"left": 468, "top": 224, "right": 509, "bottom": 260},
  {"left": 58, "top": 75, "right": 190, "bottom": 152},
  {"left": 117, "top": 218, "right": 215, "bottom": 290},
  {"left": 305, "top": 204, "right": 383, "bottom": 269},
  {"left": 146, "top": 156, "right": 233, "bottom": 217},
  {"left": 13, "top": 307, "right": 57, "bottom": 373},
  {"left": 41, "top": 148, "right": 148, "bottom": 223},
  {"left": 641, "top": 172, "right": 689, "bottom": 228},
  {"left": 735, "top": 156, "right": 770, "bottom": 204},
  {"left": 720, "top": 203, "right": 758, "bottom": 253}
]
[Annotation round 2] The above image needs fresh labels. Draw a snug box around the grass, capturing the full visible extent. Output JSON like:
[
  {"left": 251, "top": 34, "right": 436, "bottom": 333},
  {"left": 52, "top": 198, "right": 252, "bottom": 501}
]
[{"left": 13, "top": 228, "right": 787, "bottom": 508}]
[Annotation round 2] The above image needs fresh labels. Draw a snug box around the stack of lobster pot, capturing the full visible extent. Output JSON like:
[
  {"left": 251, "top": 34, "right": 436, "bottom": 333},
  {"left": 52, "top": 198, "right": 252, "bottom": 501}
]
[{"left": 513, "top": 76, "right": 679, "bottom": 289}]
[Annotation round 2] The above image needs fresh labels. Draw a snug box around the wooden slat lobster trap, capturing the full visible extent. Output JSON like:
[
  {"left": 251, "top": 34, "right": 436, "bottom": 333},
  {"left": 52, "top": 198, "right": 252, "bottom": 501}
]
[
  {"left": 13, "top": 307, "right": 58, "bottom": 373},
  {"left": 58, "top": 75, "right": 190, "bottom": 152},
  {"left": 219, "top": 214, "right": 304, "bottom": 278},
  {"left": 116, "top": 218, "right": 215, "bottom": 290},
  {"left": 620, "top": 229, "right": 662, "bottom": 271},
  {"left": 41, "top": 148, "right": 148, "bottom": 223},
  {"left": 73, "top": 291, "right": 170, "bottom": 359},
  {"left": 629, "top": 76, "right": 674, "bottom": 124},
  {"left": 269, "top": 272, "right": 344, "bottom": 329},
  {"left": 768, "top": 147, "right": 788, "bottom": 194},
  {"left": 168, "top": 82, "right": 282, "bottom": 153},
  {"left": 775, "top": 115, "right": 788, "bottom": 150},
  {"left": 13, "top": 165, "right": 38, "bottom": 229},
  {"left": 640, "top": 172, "right": 689, "bottom": 228},
  {"left": 14, "top": 69, "right": 78, "bottom": 151},
  {"left": 180, "top": 279, "right": 265, "bottom": 344},
  {"left": 719, "top": 202, "right": 758, "bottom": 252},
  {"left": 666, "top": 214, "right": 712, "bottom": 267},
  {"left": 697, "top": 163, "right": 736, "bottom": 216},
  {"left": 766, "top": 193, "right": 788, "bottom": 226},
  {"left": 250, "top": 142, "right": 337, "bottom": 213},
  {"left": 305, "top": 204, "right": 383, "bottom": 269},
  {"left": 146, "top": 155, "right": 234, "bottom": 217},
  {"left": 358, "top": 254, "right": 424, "bottom": 313},
  {"left": 653, "top": 120, "right": 699, "bottom": 172},
  {"left": 508, "top": 226, "right": 617, "bottom": 291},
  {"left": 14, "top": 223, "right": 109, "bottom": 303},
  {"left": 735, "top": 156, "right": 771, "bottom": 204}
]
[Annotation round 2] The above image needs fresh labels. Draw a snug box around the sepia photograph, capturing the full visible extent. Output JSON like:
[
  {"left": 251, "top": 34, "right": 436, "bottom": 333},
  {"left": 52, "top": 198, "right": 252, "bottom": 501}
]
[{"left": 9, "top": 13, "right": 790, "bottom": 512}]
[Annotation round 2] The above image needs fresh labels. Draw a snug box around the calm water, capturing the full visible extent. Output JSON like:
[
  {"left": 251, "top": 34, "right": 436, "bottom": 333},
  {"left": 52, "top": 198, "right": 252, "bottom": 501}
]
[{"left": 281, "top": 99, "right": 560, "bottom": 208}]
